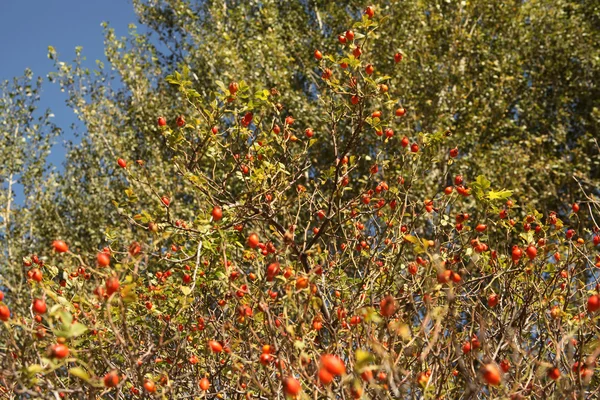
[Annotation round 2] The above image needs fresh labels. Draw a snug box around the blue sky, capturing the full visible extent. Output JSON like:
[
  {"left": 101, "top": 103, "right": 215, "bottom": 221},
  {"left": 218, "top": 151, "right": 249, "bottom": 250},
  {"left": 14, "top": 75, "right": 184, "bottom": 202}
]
[{"left": 0, "top": 0, "right": 138, "bottom": 168}]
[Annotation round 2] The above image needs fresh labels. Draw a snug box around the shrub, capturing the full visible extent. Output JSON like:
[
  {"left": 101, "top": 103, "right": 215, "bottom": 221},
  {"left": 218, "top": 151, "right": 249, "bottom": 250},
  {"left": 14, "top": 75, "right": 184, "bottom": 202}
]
[{"left": 1, "top": 4, "right": 600, "bottom": 399}]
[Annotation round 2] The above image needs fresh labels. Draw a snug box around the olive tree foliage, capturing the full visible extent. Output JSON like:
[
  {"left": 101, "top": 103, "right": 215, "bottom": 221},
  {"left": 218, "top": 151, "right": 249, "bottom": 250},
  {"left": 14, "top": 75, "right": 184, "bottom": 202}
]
[
  {"left": 131, "top": 0, "right": 600, "bottom": 207},
  {"left": 6, "top": 0, "right": 594, "bottom": 265},
  {"left": 0, "top": 70, "right": 59, "bottom": 281}
]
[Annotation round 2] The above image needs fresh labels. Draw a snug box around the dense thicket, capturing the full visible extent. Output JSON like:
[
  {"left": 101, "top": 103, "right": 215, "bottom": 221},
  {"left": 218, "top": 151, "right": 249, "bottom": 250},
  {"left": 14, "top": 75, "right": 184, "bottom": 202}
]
[{"left": 1, "top": 1, "right": 599, "bottom": 399}]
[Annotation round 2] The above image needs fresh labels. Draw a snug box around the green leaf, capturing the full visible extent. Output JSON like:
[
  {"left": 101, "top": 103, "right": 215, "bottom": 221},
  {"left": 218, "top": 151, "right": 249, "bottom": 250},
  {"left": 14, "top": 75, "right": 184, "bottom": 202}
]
[
  {"left": 346, "top": 55, "right": 361, "bottom": 68},
  {"left": 187, "top": 89, "right": 201, "bottom": 98},
  {"left": 57, "top": 310, "right": 73, "bottom": 326},
  {"left": 165, "top": 74, "right": 179, "bottom": 85},
  {"left": 69, "top": 322, "right": 88, "bottom": 337},
  {"left": 474, "top": 175, "right": 491, "bottom": 190},
  {"left": 215, "top": 271, "right": 226, "bottom": 280},
  {"left": 375, "top": 75, "right": 392, "bottom": 83},
  {"left": 471, "top": 175, "right": 492, "bottom": 200},
  {"left": 215, "top": 80, "right": 227, "bottom": 93},
  {"left": 519, "top": 231, "right": 534, "bottom": 245},
  {"left": 254, "top": 89, "right": 270, "bottom": 101}
]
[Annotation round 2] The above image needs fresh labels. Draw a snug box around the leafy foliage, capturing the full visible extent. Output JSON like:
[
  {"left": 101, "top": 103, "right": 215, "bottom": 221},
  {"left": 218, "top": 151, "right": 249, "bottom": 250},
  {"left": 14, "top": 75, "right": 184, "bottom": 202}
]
[{"left": 1, "top": 1, "right": 600, "bottom": 399}]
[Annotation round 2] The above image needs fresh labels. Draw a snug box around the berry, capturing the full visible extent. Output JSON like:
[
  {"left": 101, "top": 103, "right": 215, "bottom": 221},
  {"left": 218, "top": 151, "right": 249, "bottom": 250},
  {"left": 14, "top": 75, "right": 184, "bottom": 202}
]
[
  {"left": 247, "top": 233, "right": 260, "bottom": 249},
  {"left": 228, "top": 81, "right": 239, "bottom": 95},
  {"left": 321, "top": 354, "right": 345, "bottom": 376},
  {"left": 566, "top": 229, "right": 575, "bottom": 239},
  {"left": 511, "top": 246, "right": 522, "bottom": 262},
  {"left": 547, "top": 367, "right": 560, "bottom": 380},
  {"left": 0, "top": 305, "right": 10, "bottom": 321},
  {"left": 208, "top": 340, "right": 223, "bottom": 353},
  {"left": 106, "top": 276, "right": 120, "bottom": 295},
  {"left": 212, "top": 205, "right": 223, "bottom": 221},
  {"left": 437, "top": 269, "right": 452, "bottom": 283},
  {"left": 587, "top": 295, "right": 600, "bottom": 312},
  {"left": 283, "top": 377, "right": 301, "bottom": 396},
  {"left": 104, "top": 371, "right": 120, "bottom": 388},
  {"left": 143, "top": 380, "right": 156, "bottom": 393},
  {"left": 318, "top": 367, "right": 334, "bottom": 384},
  {"left": 526, "top": 245, "right": 537, "bottom": 260},
  {"left": 380, "top": 295, "right": 396, "bottom": 317},
  {"left": 49, "top": 343, "right": 69, "bottom": 359},
  {"left": 97, "top": 252, "right": 110, "bottom": 267},
  {"left": 52, "top": 240, "right": 69, "bottom": 253},
  {"left": 462, "top": 342, "right": 471, "bottom": 354},
  {"left": 32, "top": 299, "right": 47, "bottom": 314},
  {"left": 241, "top": 112, "right": 253, "bottom": 127},
  {"left": 487, "top": 294, "right": 499, "bottom": 308},
  {"left": 481, "top": 364, "right": 501, "bottom": 386},
  {"left": 199, "top": 377, "right": 210, "bottom": 391},
  {"left": 117, "top": 158, "right": 127, "bottom": 168},
  {"left": 260, "top": 352, "right": 273, "bottom": 365},
  {"left": 267, "top": 262, "right": 280, "bottom": 281},
  {"left": 30, "top": 268, "right": 43, "bottom": 282}
]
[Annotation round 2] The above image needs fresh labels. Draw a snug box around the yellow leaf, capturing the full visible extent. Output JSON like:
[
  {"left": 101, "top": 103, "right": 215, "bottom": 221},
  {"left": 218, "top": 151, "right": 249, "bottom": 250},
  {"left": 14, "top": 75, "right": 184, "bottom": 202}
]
[
  {"left": 355, "top": 349, "right": 375, "bottom": 368},
  {"left": 403, "top": 235, "right": 418, "bottom": 244},
  {"left": 69, "top": 367, "right": 90, "bottom": 382}
]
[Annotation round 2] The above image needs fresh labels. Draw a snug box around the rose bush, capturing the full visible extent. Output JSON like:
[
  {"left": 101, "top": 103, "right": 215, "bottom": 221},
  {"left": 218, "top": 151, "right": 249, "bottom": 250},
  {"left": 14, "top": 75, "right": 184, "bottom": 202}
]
[{"left": 1, "top": 4, "right": 600, "bottom": 399}]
